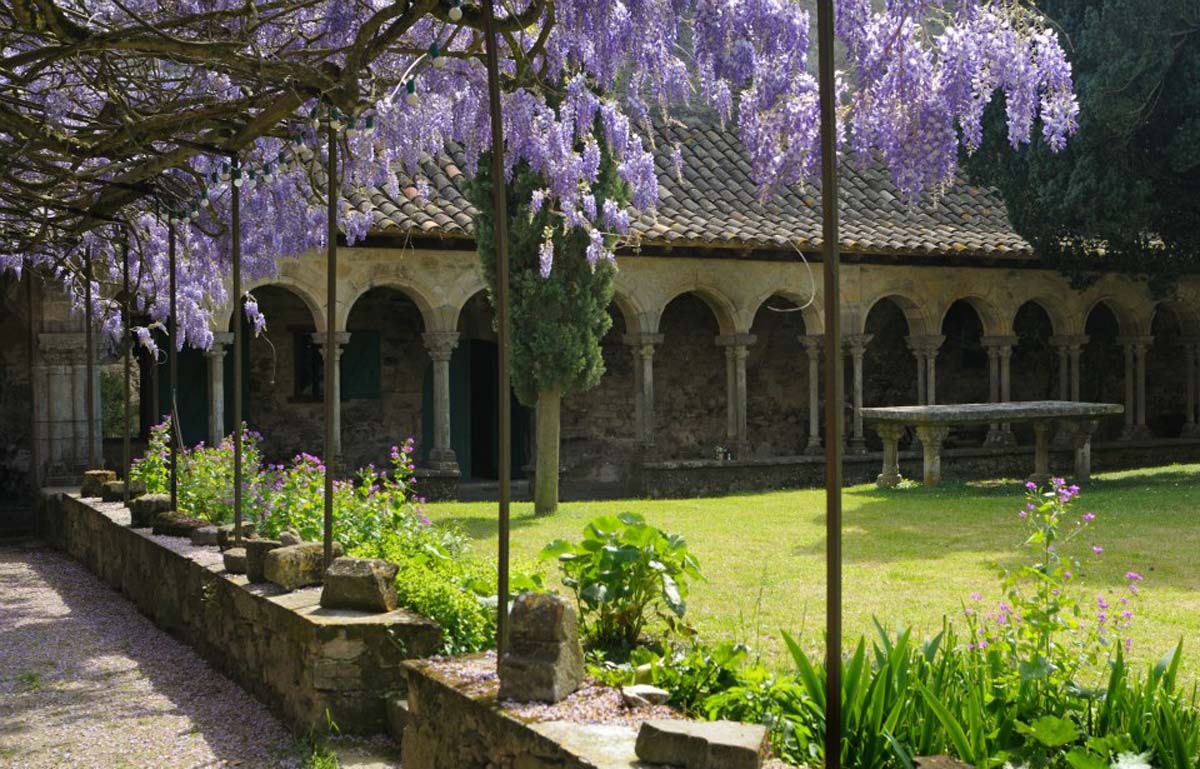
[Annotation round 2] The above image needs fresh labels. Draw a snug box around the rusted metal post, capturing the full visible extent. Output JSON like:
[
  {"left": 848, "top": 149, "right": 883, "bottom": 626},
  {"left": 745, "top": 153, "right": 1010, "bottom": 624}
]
[
  {"left": 84, "top": 248, "right": 97, "bottom": 469},
  {"left": 481, "top": 0, "right": 512, "bottom": 661},
  {"left": 26, "top": 257, "right": 38, "bottom": 494},
  {"left": 169, "top": 222, "right": 178, "bottom": 511},
  {"left": 122, "top": 240, "right": 132, "bottom": 506},
  {"left": 816, "top": 0, "right": 844, "bottom": 767},
  {"left": 324, "top": 114, "right": 338, "bottom": 569},
  {"left": 232, "top": 164, "right": 244, "bottom": 544}
]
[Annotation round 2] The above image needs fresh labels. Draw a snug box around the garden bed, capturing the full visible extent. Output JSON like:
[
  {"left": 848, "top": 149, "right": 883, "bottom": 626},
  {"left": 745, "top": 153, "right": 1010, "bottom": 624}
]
[{"left": 36, "top": 489, "right": 442, "bottom": 734}]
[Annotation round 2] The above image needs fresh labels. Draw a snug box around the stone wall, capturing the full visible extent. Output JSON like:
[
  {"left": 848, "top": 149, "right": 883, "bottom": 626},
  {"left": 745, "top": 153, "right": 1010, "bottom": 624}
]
[
  {"left": 38, "top": 490, "right": 442, "bottom": 734},
  {"left": 656, "top": 294, "right": 728, "bottom": 459},
  {"left": 0, "top": 275, "right": 33, "bottom": 509},
  {"left": 638, "top": 439, "right": 1200, "bottom": 498},
  {"left": 560, "top": 310, "right": 640, "bottom": 486},
  {"left": 343, "top": 288, "right": 428, "bottom": 470},
  {"left": 399, "top": 656, "right": 641, "bottom": 769}
]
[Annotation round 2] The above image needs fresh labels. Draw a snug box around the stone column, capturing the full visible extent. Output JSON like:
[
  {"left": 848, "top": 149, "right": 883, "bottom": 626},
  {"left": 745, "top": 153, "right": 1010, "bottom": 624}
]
[
  {"left": 1184, "top": 340, "right": 1197, "bottom": 436},
  {"left": 207, "top": 332, "right": 232, "bottom": 446},
  {"left": 1134, "top": 337, "right": 1152, "bottom": 439},
  {"left": 716, "top": 334, "right": 755, "bottom": 457},
  {"left": 422, "top": 331, "right": 460, "bottom": 472},
  {"left": 875, "top": 423, "right": 906, "bottom": 487},
  {"left": 913, "top": 424, "right": 949, "bottom": 487},
  {"left": 1118, "top": 338, "right": 1135, "bottom": 439},
  {"left": 906, "top": 335, "right": 945, "bottom": 405},
  {"left": 800, "top": 335, "right": 823, "bottom": 454},
  {"left": 845, "top": 334, "right": 873, "bottom": 455},
  {"left": 625, "top": 333, "right": 664, "bottom": 447},
  {"left": 1053, "top": 341, "right": 1070, "bottom": 400},
  {"left": 1064, "top": 418, "right": 1100, "bottom": 482},
  {"left": 1068, "top": 340, "right": 1084, "bottom": 402},
  {"left": 982, "top": 336, "right": 1017, "bottom": 445},
  {"left": 311, "top": 331, "right": 351, "bottom": 460}
]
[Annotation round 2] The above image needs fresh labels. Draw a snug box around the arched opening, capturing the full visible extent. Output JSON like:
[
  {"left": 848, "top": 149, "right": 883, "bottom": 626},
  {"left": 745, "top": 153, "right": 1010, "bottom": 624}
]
[
  {"left": 341, "top": 287, "right": 426, "bottom": 471},
  {"left": 559, "top": 305, "right": 637, "bottom": 487},
  {"left": 657, "top": 293, "right": 726, "bottom": 459},
  {"left": 747, "top": 295, "right": 809, "bottom": 457},
  {"left": 1082, "top": 302, "right": 1123, "bottom": 440},
  {"left": 0, "top": 274, "right": 34, "bottom": 526},
  {"left": 452, "top": 292, "right": 531, "bottom": 481},
  {"left": 1148, "top": 305, "right": 1186, "bottom": 437},
  {"left": 863, "top": 297, "right": 916, "bottom": 409},
  {"left": 1010, "top": 301, "right": 1057, "bottom": 443},
  {"left": 235, "top": 285, "right": 319, "bottom": 463},
  {"left": 937, "top": 300, "right": 989, "bottom": 445}
]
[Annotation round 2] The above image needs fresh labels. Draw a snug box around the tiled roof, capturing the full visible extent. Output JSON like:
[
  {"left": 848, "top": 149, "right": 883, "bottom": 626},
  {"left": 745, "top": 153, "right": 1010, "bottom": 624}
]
[{"left": 350, "top": 115, "right": 1032, "bottom": 259}]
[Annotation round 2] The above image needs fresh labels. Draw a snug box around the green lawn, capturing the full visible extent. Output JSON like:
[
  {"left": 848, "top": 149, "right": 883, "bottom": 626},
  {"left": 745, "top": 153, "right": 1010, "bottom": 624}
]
[{"left": 425, "top": 464, "right": 1200, "bottom": 675}]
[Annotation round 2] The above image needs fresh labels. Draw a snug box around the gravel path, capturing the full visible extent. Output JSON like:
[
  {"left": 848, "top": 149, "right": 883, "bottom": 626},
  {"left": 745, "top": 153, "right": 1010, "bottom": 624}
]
[{"left": 0, "top": 543, "right": 329, "bottom": 769}]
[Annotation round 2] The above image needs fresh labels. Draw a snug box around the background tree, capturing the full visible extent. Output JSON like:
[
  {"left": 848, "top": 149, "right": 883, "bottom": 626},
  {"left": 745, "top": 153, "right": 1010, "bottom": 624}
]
[
  {"left": 967, "top": 0, "right": 1199, "bottom": 294},
  {"left": 473, "top": 133, "right": 626, "bottom": 515}
]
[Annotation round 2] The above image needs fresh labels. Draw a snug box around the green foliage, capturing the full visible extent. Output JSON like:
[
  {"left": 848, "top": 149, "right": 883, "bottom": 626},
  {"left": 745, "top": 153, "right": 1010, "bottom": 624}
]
[
  {"left": 541, "top": 512, "right": 703, "bottom": 649},
  {"left": 470, "top": 135, "right": 622, "bottom": 406},
  {"left": 967, "top": 0, "right": 1200, "bottom": 292},
  {"left": 129, "top": 418, "right": 170, "bottom": 495},
  {"left": 590, "top": 640, "right": 751, "bottom": 715}
]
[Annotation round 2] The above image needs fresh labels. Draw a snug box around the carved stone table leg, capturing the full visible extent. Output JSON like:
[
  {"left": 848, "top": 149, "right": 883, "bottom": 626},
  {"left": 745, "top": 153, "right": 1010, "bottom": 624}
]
[
  {"left": 1067, "top": 418, "right": 1099, "bottom": 482},
  {"left": 875, "top": 424, "right": 906, "bottom": 488},
  {"left": 1030, "top": 421, "right": 1053, "bottom": 485},
  {"left": 914, "top": 425, "right": 950, "bottom": 487}
]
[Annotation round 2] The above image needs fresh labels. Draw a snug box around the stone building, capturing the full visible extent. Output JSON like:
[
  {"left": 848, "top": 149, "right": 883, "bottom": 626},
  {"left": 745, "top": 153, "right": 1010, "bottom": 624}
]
[{"left": 2, "top": 116, "right": 1198, "bottom": 519}]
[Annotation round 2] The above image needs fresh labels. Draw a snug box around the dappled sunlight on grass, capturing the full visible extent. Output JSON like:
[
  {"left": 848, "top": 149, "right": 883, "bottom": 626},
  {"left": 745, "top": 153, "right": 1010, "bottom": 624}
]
[{"left": 425, "top": 463, "right": 1200, "bottom": 674}]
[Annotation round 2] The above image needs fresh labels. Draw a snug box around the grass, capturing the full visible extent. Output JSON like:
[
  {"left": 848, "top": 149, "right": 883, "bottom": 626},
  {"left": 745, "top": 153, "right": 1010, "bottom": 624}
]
[{"left": 425, "top": 463, "right": 1200, "bottom": 675}]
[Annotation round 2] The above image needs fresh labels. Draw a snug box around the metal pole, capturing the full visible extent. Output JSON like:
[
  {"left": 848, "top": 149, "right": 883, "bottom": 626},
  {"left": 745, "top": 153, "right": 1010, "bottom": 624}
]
[
  {"left": 232, "top": 165, "right": 244, "bottom": 543},
  {"left": 816, "top": 1, "right": 844, "bottom": 767},
  {"left": 481, "top": 0, "right": 512, "bottom": 660},
  {"left": 84, "top": 248, "right": 97, "bottom": 469},
  {"left": 26, "top": 257, "right": 38, "bottom": 495},
  {"left": 324, "top": 115, "right": 337, "bottom": 569},
  {"left": 123, "top": 240, "right": 132, "bottom": 507},
  {"left": 169, "top": 222, "right": 178, "bottom": 511}
]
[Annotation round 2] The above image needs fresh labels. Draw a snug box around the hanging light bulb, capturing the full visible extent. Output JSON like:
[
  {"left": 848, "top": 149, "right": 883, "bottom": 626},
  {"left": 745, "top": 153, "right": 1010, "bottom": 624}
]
[
  {"left": 364, "top": 112, "right": 376, "bottom": 134},
  {"left": 405, "top": 79, "right": 419, "bottom": 106},
  {"left": 448, "top": 0, "right": 463, "bottom": 22},
  {"left": 218, "top": 164, "right": 231, "bottom": 183},
  {"left": 231, "top": 163, "right": 243, "bottom": 188},
  {"left": 431, "top": 42, "right": 446, "bottom": 69}
]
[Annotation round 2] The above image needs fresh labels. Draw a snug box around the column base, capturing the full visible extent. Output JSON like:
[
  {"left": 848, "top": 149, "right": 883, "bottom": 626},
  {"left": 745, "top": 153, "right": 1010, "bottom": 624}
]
[
  {"left": 804, "top": 438, "right": 823, "bottom": 456},
  {"left": 427, "top": 448, "right": 460, "bottom": 474},
  {"left": 876, "top": 472, "right": 903, "bottom": 488},
  {"left": 848, "top": 437, "right": 868, "bottom": 456},
  {"left": 1181, "top": 423, "right": 1200, "bottom": 439},
  {"left": 414, "top": 467, "right": 460, "bottom": 502}
]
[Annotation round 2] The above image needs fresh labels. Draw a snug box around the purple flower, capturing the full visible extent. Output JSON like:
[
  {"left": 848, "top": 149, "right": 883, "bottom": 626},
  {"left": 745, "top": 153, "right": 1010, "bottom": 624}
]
[
  {"left": 1092, "top": 545, "right": 1104, "bottom": 555},
  {"left": 970, "top": 592, "right": 983, "bottom": 602},
  {"left": 1082, "top": 512, "right": 1096, "bottom": 522},
  {"left": 1126, "top": 571, "right": 1143, "bottom": 582},
  {"left": 1025, "top": 481, "right": 1037, "bottom": 491}
]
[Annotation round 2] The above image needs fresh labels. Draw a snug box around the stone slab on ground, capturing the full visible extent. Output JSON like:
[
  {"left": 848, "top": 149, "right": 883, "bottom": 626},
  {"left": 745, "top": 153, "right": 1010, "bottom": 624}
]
[
  {"left": 321, "top": 557, "right": 399, "bottom": 612},
  {"left": 130, "top": 494, "right": 173, "bottom": 528},
  {"left": 635, "top": 719, "right": 768, "bottom": 769}
]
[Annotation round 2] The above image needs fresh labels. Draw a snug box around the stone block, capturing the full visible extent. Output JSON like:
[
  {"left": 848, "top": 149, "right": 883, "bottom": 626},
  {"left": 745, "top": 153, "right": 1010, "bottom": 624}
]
[
  {"left": 216, "top": 523, "right": 257, "bottom": 550},
  {"left": 264, "top": 542, "right": 339, "bottom": 592},
  {"left": 498, "top": 593, "right": 583, "bottom": 703},
  {"left": 223, "top": 547, "right": 247, "bottom": 574},
  {"left": 635, "top": 719, "right": 768, "bottom": 769},
  {"left": 279, "top": 528, "right": 302, "bottom": 546},
  {"left": 81, "top": 470, "right": 116, "bottom": 498},
  {"left": 622, "top": 684, "right": 670, "bottom": 708},
  {"left": 129, "top": 493, "right": 173, "bottom": 528},
  {"left": 100, "top": 479, "right": 147, "bottom": 502},
  {"left": 320, "top": 557, "right": 399, "bottom": 613},
  {"left": 244, "top": 539, "right": 282, "bottom": 583},
  {"left": 190, "top": 526, "right": 220, "bottom": 546},
  {"left": 152, "top": 511, "right": 209, "bottom": 537}
]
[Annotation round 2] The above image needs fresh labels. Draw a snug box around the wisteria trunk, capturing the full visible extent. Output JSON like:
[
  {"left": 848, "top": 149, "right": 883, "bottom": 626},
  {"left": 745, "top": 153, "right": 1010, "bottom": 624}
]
[{"left": 534, "top": 388, "right": 561, "bottom": 516}]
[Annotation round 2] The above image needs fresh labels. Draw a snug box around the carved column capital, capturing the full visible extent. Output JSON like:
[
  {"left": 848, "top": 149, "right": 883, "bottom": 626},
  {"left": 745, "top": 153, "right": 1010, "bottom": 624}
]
[
  {"left": 310, "top": 331, "right": 352, "bottom": 360},
  {"left": 206, "top": 332, "right": 234, "bottom": 358},
  {"left": 623, "top": 332, "right": 664, "bottom": 359},
  {"left": 715, "top": 333, "right": 757, "bottom": 349},
  {"left": 905, "top": 334, "right": 945, "bottom": 357},
  {"left": 38, "top": 332, "right": 87, "bottom": 366},
  {"left": 1050, "top": 334, "right": 1089, "bottom": 353},
  {"left": 843, "top": 333, "right": 874, "bottom": 357},
  {"left": 799, "top": 334, "right": 824, "bottom": 355},
  {"left": 981, "top": 335, "right": 1019, "bottom": 356},
  {"left": 422, "top": 331, "right": 461, "bottom": 362}
]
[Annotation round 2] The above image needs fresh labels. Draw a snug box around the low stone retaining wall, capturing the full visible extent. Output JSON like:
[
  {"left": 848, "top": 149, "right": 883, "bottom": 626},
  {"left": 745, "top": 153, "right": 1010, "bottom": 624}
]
[
  {"left": 37, "top": 490, "right": 442, "bottom": 734},
  {"left": 639, "top": 438, "right": 1200, "bottom": 498},
  {"left": 398, "top": 654, "right": 644, "bottom": 769}
]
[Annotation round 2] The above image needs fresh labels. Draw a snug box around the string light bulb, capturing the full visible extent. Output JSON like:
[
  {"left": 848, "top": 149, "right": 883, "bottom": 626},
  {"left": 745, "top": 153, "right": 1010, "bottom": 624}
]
[
  {"left": 405, "top": 79, "right": 419, "bottom": 106},
  {"left": 448, "top": 0, "right": 463, "bottom": 22}
]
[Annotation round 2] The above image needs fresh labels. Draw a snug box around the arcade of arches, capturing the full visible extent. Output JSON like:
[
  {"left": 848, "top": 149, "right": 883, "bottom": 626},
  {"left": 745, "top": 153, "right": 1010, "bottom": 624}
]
[{"left": 5, "top": 246, "right": 1200, "bottom": 507}]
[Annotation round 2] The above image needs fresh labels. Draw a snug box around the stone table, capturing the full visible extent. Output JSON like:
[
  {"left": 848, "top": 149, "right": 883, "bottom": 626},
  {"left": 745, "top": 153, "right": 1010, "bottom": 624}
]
[{"left": 861, "top": 401, "right": 1124, "bottom": 487}]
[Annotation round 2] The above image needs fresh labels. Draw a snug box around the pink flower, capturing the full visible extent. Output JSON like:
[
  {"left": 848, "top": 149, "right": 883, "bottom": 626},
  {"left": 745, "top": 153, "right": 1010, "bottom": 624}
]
[
  {"left": 1082, "top": 512, "right": 1096, "bottom": 522},
  {"left": 1125, "top": 571, "right": 1143, "bottom": 581},
  {"left": 1092, "top": 545, "right": 1104, "bottom": 555}
]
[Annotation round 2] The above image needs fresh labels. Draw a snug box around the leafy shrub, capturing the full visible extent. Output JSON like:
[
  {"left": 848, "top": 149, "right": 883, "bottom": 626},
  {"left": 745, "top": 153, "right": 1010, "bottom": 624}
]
[
  {"left": 129, "top": 418, "right": 170, "bottom": 495},
  {"left": 590, "top": 640, "right": 750, "bottom": 714},
  {"left": 541, "top": 512, "right": 702, "bottom": 649}
]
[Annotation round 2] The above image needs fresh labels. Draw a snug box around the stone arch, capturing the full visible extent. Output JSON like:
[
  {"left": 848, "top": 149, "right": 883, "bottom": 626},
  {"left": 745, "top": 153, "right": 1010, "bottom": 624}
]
[
  {"left": 651, "top": 285, "right": 739, "bottom": 336},
  {"left": 748, "top": 289, "right": 822, "bottom": 335},
  {"left": 341, "top": 281, "right": 437, "bottom": 333},
  {"left": 862, "top": 296, "right": 920, "bottom": 408},
  {"left": 858, "top": 293, "right": 930, "bottom": 336},
  {"left": 222, "top": 277, "right": 325, "bottom": 333},
  {"left": 611, "top": 285, "right": 646, "bottom": 336},
  {"left": 1147, "top": 302, "right": 1191, "bottom": 437},
  {"left": 937, "top": 299, "right": 990, "bottom": 412},
  {"left": 655, "top": 291, "right": 730, "bottom": 458},
  {"left": 1012, "top": 300, "right": 1057, "bottom": 403},
  {"left": 746, "top": 294, "right": 813, "bottom": 456},
  {"left": 1009, "top": 296, "right": 1066, "bottom": 337},
  {"left": 1153, "top": 300, "right": 1200, "bottom": 337},
  {"left": 1082, "top": 297, "right": 1138, "bottom": 337},
  {"left": 934, "top": 294, "right": 1006, "bottom": 338}
]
